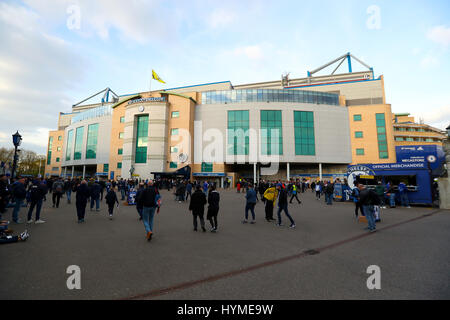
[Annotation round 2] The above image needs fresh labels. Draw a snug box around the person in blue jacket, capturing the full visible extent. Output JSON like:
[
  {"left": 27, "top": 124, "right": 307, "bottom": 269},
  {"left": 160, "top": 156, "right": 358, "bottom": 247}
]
[{"left": 243, "top": 184, "right": 257, "bottom": 224}]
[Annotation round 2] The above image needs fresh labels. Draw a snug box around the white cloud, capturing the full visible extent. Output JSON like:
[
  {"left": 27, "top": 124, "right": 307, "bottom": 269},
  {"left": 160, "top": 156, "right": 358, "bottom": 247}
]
[
  {"left": 0, "top": 2, "right": 86, "bottom": 154},
  {"left": 208, "top": 8, "right": 237, "bottom": 28},
  {"left": 427, "top": 25, "right": 450, "bottom": 47},
  {"left": 416, "top": 105, "right": 450, "bottom": 131},
  {"left": 420, "top": 54, "right": 440, "bottom": 69},
  {"left": 234, "top": 45, "right": 264, "bottom": 61},
  {"left": 23, "top": 0, "right": 177, "bottom": 45}
]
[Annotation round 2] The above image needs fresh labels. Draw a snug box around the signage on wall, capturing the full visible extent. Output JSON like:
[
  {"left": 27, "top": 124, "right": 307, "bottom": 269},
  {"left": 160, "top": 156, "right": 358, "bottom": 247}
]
[
  {"left": 395, "top": 145, "right": 444, "bottom": 170},
  {"left": 128, "top": 97, "right": 166, "bottom": 105}
]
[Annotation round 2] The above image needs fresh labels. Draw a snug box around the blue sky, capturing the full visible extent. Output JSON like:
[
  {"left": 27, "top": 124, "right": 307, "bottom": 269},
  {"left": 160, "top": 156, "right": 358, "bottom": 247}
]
[{"left": 0, "top": 0, "right": 449, "bottom": 154}]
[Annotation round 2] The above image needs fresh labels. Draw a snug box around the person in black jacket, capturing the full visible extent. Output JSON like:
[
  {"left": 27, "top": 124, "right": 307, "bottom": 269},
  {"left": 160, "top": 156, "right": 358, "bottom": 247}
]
[
  {"left": 89, "top": 181, "right": 102, "bottom": 212},
  {"left": 105, "top": 186, "right": 119, "bottom": 220},
  {"left": 27, "top": 180, "right": 48, "bottom": 224},
  {"left": 75, "top": 180, "right": 90, "bottom": 223},
  {"left": 11, "top": 178, "right": 27, "bottom": 223},
  {"left": 0, "top": 175, "right": 10, "bottom": 219},
  {"left": 276, "top": 184, "right": 295, "bottom": 228},
  {"left": 207, "top": 185, "right": 220, "bottom": 232},
  {"left": 358, "top": 183, "right": 380, "bottom": 232},
  {"left": 135, "top": 183, "right": 145, "bottom": 220},
  {"left": 189, "top": 185, "right": 207, "bottom": 232}
]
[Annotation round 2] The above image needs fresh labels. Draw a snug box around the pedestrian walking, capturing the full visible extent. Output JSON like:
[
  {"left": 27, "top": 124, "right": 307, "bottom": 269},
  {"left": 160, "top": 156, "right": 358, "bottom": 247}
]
[
  {"left": 27, "top": 180, "right": 47, "bottom": 224},
  {"left": 351, "top": 186, "right": 363, "bottom": 219},
  {"left": 136, "top": 180, "right": 160, "bottom": 241},
  {"left": 263, "top": 184, "right": 278, "bottom": 222},
  {"left": 135, "top": 183, "right": 145, "bottom": 220},
  {"left": 358, "top": 183, "right": 380, "bottom": 232},
  {"left": 52, "top": 178, "right": 64, "bottom": 208},
  {"left": 11, "top": 178, "right": 26, "bottom": 223},
  {"left": 243, "top": 184, "right": 257, "bottom": 224},
  {"left": 325, "top": 181, "right": 334, "bottom": 205},
  {"left": 276, "top": 184, "right": 295, "bottom": 228},
  {"left": 189, "top": 185, "right": 207, "bottom": 232},
  {"left": 185, "top": 182, "right": 193, "bottom": 201},
  {"left": 105, "top": 187, "right": 119, "bottom": 219},
  {"left": 315, "top": 183, "right": 321, "bottom": 200},
  {"left": 289, "top": 184, "right": 301, "bottom": 204},
  {"left": 89, "top": 180, "right": 101, "bottom": 211},
  {"left": 207, "top": 185, "right": 220, "bottom": 232},
  {"left": 75, "top": 180, "right": 90, "bottom": 223}
]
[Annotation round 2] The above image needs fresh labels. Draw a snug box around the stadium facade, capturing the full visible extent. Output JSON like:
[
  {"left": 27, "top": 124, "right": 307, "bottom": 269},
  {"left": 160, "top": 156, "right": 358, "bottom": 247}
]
[{"left": 44, "top": 54, "right": 444, "bottom": 186}]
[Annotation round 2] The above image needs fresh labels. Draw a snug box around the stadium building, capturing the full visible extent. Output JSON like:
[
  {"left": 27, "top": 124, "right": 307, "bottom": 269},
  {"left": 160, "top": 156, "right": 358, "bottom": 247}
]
[{"left": 44, "top": 53, "right": 442, "bottom": 186}]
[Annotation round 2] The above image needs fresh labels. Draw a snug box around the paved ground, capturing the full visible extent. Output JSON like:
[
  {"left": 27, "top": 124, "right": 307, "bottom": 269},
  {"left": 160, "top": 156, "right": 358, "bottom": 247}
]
[{"left": 1, "top": 189, "right": 449, "bottom": 300}]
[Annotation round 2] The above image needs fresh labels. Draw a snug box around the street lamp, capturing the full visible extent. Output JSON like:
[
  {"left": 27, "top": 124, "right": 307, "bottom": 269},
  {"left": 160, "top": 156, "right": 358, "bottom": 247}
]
[{"left": 11, "top": 131, "right": 22, "bottom": 180}]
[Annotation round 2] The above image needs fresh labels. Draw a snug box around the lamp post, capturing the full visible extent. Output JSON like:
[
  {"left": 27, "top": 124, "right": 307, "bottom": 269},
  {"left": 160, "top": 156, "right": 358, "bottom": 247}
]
[{"left": 11, "top": 131, "right": 22, "bottom": 180}]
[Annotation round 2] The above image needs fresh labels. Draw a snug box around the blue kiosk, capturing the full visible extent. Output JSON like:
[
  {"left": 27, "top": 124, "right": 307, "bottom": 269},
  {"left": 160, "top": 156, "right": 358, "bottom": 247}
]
[{"left": 347, "top": 145, "right": 445, "bottom": 205}]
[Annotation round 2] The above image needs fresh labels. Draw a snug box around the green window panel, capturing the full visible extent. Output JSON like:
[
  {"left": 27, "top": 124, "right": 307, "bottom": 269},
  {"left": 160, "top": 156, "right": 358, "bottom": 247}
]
[
  {"left": 201, "top": 162, "right": 213, "bottom": 172},
  {"left": 375, "top": 113, "right": 388, "bottom": 159},
  {"left": 135, "top": 115, "right": 148, "bottom": 164},
  {"left": 353, "top": 114, "right": 362, "bottom": 121},
  {"left": 171, "top": 111, "right": 180, "bottom": 118},
  {"left": 170, "top": 162, "right": 177, "bottom": 168},
  {"left": 117, "top": 162, "right": 122, "bottom": 169},
  {"left": 355, "top": 131, "right": 363, "bottom": 138},
  {"left": 120, "top": 116, "right": 125, "bottom": 123},
  {"left": 47, "top": 136, "right": 53, "bottom": 165},
  {"left": 356, "top": 148, "right": 365, "bottom": 155},
  {"left": 74, "top": 127, "right": 84, "bottom": 160},
  {"left": 170, "top": 146, "right": 178, "bottom": 153},
  {"left": 56, "top": 157, "right": 60, "bottom": 163},
  {"left": 171, "top": 128, "right": 179, "bottom": 135},
  {"left": 58, "top": 136, "right": 62, "bottom": 141},
  {"left": 118, "top": 148, "right": 123, "bottom": 155},
  {"left": 103, "top": 164, "right": 109, "bottom": 172},
  {"left": 119, "top": 132, "right": 124, "bottom": 139},
  {"left": 228, "top": 110, "right": 250, "bottom": 155},
  {"left": 294, "top": 111, "right": 315, "bottom": 156},
  {"left": 66, "top": 130, "right": 73, "bottom": 161},
  {"left": 261, "top": 110, "right": 283, "bottom": 155},
  {"left": 86, "top": 123, "right": 99, "bottom": 159}
]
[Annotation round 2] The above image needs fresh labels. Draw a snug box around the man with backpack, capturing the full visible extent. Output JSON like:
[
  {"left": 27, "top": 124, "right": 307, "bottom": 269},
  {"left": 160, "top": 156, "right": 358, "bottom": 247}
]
[
  {"left": 52, "top": 178, "right": 64, "bottom": 208},
  {"left": 358, "top": 183, "right": 381, "bottom": 233},
  {"left": 105, "top": 186, "right": 119, "bottom": 220}
]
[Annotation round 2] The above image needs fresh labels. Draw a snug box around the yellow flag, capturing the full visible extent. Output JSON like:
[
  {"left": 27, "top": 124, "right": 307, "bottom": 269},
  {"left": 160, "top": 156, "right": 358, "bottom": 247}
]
[{"left": 152, "top": 70, "right": 165, "bottom": 84}]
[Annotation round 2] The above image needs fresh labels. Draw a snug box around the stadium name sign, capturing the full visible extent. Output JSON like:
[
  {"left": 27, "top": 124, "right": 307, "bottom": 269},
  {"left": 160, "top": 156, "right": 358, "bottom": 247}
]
[{"left": 128, "top": 97, "right": 166, "bottom": 105}]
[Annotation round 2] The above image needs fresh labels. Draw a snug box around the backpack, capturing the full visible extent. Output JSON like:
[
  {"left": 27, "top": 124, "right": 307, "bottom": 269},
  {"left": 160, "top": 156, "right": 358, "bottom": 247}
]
[{"left": 55, "top": 183, "right": 63, "bottom": 193}]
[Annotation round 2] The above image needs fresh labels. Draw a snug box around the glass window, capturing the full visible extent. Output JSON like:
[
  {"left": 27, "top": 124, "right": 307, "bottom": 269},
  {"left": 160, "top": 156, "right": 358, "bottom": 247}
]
[
  {"left": 228, "top": 110, "right": 250, "bottom": 155},
  {"left": 294, "top": 111, "right": 315, "bottom": 155},
  {"left": 74, "top": 127, "right": 84, "bottom": 160},
  {"left": 356, "top": 148, "right": 365, "bottom": 155},
  {"left": 57, "top": 147, "right": 61, "bottom": 152},
  {"left": 171, "top": 128, "right": 179, "bottom": 135},
  {"left": 119, "top": 132, "right": 124, "bottom": 139},
  {"left": 170, "top": 146, "right": 178, "bottom": 153},
  {"left": 375, "top": 113, "right": 388, "bottom": 159},
  {"left": 353, "top": 114, "right": 362, "bottom": 121},
  {"left": 118, "top": 148, "right": 123, "bottom": 155},
  {"left": 56, "top": 157, "right": 60, "bottom": 163},
  {"left": 117, "top": 162, "right": 122, "bottom": 169},
  {"left": 120, "top": 116, "right": 125, "bottom": 123},
  {"left": 170, "top": 162, "right": 177, "bottom": 168},
  {"left": 86, "top": 123, "right": 99, "bottom": 159},
  {"left": 58, "top": 136, "right": 62, "bottom": 141},
  {"left": 355, "top": 131, "right": 363, "bottom": 138},
  {"left": 47, "top": 136, "right": 53, "bottom": 165},
  {"left": 201, "top": 162, "right": 213, "bottom": 172},
  {"left": 395, "top": 137, "right": 404, "bottom": 141},
  {"left": 171, "top": 111, "right": 180, "bottom": 118},
  {"left": 103, "top": 164, "right": 109, "bottom": 172},
  {"left": 135, "top": 115, "right": 148, "bottom": 163},
  {"left": 66, "top": 130, "right": 73, "bottom": 161},
  {"left": 261, "top": 110, "right": 283, "bottom": 155}
]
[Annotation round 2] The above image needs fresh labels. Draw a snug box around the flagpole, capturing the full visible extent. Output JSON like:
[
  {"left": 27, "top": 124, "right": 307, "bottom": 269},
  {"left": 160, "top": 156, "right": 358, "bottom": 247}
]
[{"left": 150, "top": 68, "right": 152, "bottom": 93}]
